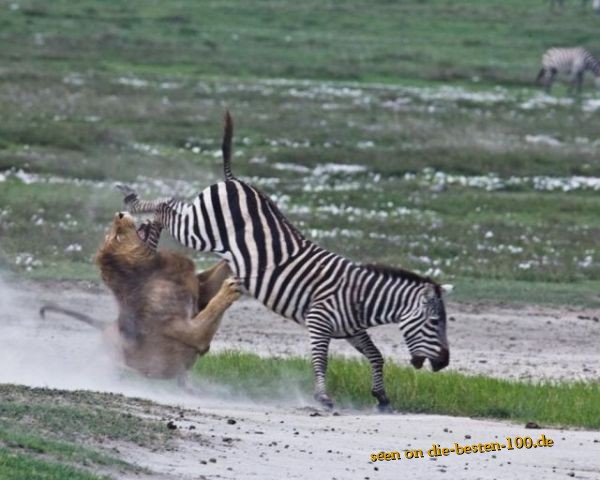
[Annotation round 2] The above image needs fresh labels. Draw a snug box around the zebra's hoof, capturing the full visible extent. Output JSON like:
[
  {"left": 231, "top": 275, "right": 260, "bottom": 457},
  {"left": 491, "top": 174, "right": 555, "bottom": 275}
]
[
  {"left": 115, "top": 184, "right": 136, "bottom": 197},
  {"left": 116, "top": 184, "right": 138, "bottom": 209},
  {"left": 314, "top": 392, "right": 334, "bottom": 410},
  {"left": 377, "top": 402, "right": 394, "bottom": 414}
]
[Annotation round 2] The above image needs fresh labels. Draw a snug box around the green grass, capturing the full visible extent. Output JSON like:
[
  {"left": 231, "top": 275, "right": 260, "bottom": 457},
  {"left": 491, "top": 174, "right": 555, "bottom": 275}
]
[
  {"left": 0, "top": 385, "right": 186, "bottom": 479},
  {"left": 0, "top": 385, "right": 167, "bottom": 447},
  {"left": 2, "top": 0, "right": 600, "bottom": 86},
  {"left": 0, "top": 449, "right": 108, "bottom": 480},
  {"left": 0, "top": 428, "right": 128, "bottom": 469},
  {"left": 452, "top": 278, "right": 600, "bottom": 307},
  {"left": 1, "top": 0, "right": 600, "bottom": 306},
  {"left": 194, "top": 351, "right": 600, "bottom": 429}
]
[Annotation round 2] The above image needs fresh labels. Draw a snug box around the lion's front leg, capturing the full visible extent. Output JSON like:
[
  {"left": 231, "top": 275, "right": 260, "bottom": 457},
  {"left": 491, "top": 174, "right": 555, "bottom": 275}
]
[{"left": 163, "top": 277, "right": 242, "bottom": 352}]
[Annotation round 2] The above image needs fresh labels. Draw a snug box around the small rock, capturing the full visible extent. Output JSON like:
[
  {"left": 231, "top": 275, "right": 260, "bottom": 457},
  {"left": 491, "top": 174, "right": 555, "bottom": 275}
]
[
  {"left": 166, "top": 421, "right": 177, "bottom": 430},
  {"left": 209, "top": 458, "right": 217, "bottom": 463},
  {"left": 525, "top": 422, "right": 541, "bottom": 429},
  {"left": 227, "top": 419, "right": 237, "bottom": 425}
]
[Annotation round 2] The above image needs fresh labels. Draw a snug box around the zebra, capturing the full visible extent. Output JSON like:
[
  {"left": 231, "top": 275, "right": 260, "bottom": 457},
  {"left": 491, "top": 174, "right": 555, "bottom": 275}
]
[
  {"left": 117, "top": 113, "right": 451, "bottom": 410},
  {"left": 549, "top": 0, "right": 590, "bottom": 10},
  {"left": 536, "top": 47, "right": 600, "bottom": 93}
]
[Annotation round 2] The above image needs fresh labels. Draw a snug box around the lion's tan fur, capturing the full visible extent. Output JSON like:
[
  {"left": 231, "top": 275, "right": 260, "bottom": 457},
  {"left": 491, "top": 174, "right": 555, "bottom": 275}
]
[{"left": 93, "top": 213, "right": 238, "bottom": 379}]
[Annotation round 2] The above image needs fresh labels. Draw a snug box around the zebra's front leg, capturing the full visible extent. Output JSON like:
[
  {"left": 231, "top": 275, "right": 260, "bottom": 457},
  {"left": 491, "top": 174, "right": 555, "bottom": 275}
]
[
  {"left": 306, "top": 313, "right": 334, "bottom": 409},
  {"left": 136, "top": 219, "right": 163, "bottom": 252},
  {"left": 544, "top": 70, "right": 556, "bottom": 94},
  {"left": 575, "top": 71, "right": 584, "bottom": 94},
  {"left": 346, "top": 331, "right": 392, "bottom": 413}
]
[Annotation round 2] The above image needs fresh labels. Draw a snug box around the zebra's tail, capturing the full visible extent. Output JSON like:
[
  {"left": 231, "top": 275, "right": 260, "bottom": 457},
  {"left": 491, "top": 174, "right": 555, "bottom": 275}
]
[
  {"left": 222, "top": 110, "right": 235, "bottom": 180},
  {"left": 535, "top": 67, "right": 546, "bottom": 83},
  {"left": 39, "top": 303, "right": 106, "bottom": 330}
]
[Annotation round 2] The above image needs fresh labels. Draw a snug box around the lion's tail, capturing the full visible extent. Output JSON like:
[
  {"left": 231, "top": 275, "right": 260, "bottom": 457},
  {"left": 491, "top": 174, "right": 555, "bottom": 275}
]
[{"left": 39, "top": 304, "right": 106, "bottom": 330}]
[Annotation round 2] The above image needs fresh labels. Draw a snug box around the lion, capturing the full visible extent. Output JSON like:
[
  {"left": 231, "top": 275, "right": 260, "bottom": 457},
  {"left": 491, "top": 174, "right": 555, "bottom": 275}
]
[{"left": 40, "top": 212, "right": 240, "bottom": 385}]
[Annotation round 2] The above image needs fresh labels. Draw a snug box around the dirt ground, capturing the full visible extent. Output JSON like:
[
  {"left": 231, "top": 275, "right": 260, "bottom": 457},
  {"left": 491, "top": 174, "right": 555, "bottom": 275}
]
[
  {"left": 25, "top": 278, "right": 600, "bottom": 381},
  {"left": 1, "top": 277, "right": 599, "bottom": 479}
]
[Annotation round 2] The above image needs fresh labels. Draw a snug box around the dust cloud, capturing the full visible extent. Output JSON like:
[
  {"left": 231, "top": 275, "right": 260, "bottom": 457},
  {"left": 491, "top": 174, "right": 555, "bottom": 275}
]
[{"left": 0, "top": 272, "right": 313, "bottom": 410}]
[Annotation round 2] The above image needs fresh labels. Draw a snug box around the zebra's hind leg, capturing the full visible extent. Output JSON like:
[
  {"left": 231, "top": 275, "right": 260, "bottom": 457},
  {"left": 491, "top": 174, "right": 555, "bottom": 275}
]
[
  {"left": 306, "top": 311, "right": 334, "bottom": 409},
  {"left": 346, "top": 331, "right": 392, "bottom": 413}
]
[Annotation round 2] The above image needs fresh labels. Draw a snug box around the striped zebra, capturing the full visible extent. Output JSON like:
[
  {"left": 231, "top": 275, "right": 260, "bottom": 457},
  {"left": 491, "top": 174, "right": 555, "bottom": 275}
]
[
  {"left": 536, "top": 47, "right": 600, "bottom": 93},
  {"left": 118, "top": 113, "right": 450, "bottom": 410},
  {"left": 549, "top": 0, "right": 590, "bottom": 10}
]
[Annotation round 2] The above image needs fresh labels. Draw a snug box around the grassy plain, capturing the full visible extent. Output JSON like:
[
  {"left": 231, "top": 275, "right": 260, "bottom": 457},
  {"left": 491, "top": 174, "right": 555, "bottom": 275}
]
[
  {"left": 1, "top": 1, "right": 600, "bottom": 305},
  {"left": 0, "top": 384, "right": 177, "bottom": 479}
]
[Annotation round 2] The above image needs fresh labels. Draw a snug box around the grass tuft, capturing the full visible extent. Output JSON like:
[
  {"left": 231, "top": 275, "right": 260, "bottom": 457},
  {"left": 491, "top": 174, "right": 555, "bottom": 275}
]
[{"left": 194, "top": 351, "right": 600, "bottom": 429}]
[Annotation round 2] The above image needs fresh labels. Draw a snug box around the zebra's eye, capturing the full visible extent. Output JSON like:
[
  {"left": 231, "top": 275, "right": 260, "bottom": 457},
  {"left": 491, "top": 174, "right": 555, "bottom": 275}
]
[{"left": 430, "top": 318, "right": 439, "bottom": 326}]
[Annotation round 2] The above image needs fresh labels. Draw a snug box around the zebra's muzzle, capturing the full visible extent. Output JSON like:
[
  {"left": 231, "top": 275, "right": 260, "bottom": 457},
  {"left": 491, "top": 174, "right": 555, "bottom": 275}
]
[{"left": 430, "top": 347, "right": 450, "bottom": 372}]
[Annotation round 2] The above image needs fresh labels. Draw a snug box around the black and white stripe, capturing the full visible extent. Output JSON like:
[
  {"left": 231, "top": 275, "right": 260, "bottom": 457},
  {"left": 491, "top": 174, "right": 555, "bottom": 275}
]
[
  {"left": 121, "top": 116, "right": 450, "bottom": 409},
  {"left": 536, "top": 47, "right": 600, "bottom": 93}
]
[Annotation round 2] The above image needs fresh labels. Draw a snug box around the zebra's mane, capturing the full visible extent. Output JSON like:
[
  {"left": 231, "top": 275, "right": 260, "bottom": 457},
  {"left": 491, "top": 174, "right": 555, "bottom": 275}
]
[{"left": 364, "top": 263, "right": 440, "bottom": 288}]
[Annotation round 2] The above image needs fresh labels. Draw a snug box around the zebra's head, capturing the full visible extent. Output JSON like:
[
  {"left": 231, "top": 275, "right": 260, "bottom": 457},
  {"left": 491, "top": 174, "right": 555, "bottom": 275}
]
[{"left": 404, "top": 282, "right": 450, "bottom": 372}]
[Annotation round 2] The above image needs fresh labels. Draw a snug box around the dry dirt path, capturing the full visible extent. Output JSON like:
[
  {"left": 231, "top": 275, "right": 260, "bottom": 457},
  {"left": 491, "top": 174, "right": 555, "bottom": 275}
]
[{"left": 1, "top": 278, "right": 599, "bottom": 479}]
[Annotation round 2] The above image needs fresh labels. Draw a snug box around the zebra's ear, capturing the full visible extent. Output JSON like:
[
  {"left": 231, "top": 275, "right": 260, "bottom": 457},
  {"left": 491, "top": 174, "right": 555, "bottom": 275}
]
[{"left": 441, "top": 284, "right": 454, "bottom": 295}]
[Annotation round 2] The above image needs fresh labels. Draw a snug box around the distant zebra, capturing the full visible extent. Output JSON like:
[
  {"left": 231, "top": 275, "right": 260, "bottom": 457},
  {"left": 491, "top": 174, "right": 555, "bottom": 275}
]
[
  {"left": 549, "top": 0, "right": 590, "bottom": 10},
  {"left": 536, "top": 47, "right": 600, "bottom": 93},
  {"left": 118, "top": 113, "right": 450, "bottom": 410}
]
